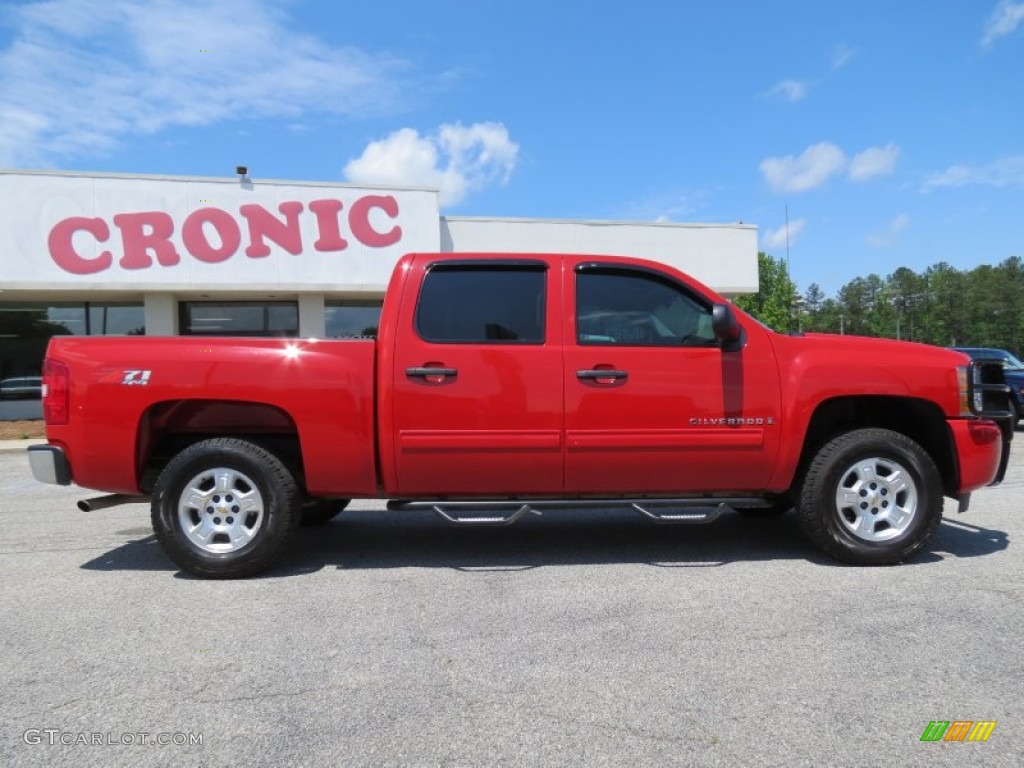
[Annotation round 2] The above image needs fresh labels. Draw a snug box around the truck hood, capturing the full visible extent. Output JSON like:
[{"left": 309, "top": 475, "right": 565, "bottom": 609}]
[
  {"left": 793, "top": 332, "right": 969, "bottom": 365},
  {"left": 766, "top": 332, "right": 968, "bottom": 416}
]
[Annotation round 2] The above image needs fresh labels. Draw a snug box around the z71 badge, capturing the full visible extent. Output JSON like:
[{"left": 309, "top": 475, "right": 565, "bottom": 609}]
[{"left": 122, "top": 370, "right": 152, "bottom": 386}]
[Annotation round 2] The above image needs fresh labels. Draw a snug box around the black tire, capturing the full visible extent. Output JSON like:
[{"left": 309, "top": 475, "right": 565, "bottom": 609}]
[
  {"left": 797, "top": 428, "right": 943, "bottom": 565},
  {"left": 300, "top": 498, "right": 351, "bottom": 526},
  {"left": 151, "top": 438, "right": 300, "bottom": 578}
]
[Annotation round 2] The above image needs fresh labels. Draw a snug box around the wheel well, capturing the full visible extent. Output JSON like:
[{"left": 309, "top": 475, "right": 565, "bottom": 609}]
[
  {"left": 797, "top": 396, "right": 957, "bottom": 496},
  {"left": 136, "top": 400, "right": 306, "bottom": 493}
]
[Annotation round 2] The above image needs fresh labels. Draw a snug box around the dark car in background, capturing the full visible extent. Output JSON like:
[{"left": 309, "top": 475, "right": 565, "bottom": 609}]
[{"left": 953, "top": 347, "right": 1024, "bottom": 427}]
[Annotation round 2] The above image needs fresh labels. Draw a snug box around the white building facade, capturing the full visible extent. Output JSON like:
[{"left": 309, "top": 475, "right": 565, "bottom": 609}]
[{"left": 0, "top": 169, "right": 757, "bottom": 388}]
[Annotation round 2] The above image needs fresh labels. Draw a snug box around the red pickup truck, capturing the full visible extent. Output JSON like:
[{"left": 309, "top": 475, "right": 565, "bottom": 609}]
[{"left": 28, "top": 252, "right": 1012, "bottom": 577}]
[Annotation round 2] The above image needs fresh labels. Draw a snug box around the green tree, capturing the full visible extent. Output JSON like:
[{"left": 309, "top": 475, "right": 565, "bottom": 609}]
[
  {"left": 801, "top": 283, "right": 825, "bottom": 331},
  {"left": 837, "top": 277, "right": 871, "bottom": 336},
  {"left": 923, "top": 263, "right": 967, "bottom": 346},
  {"left": 792, "top": 253, "right": 1024, "bottom": 350},
  {"left": 992, "top": 257, "right": 1024, "bottom": 354},
  {"left": 886, "top": 266, "right": 927, "bottom": 341},
  {"left": 734, "top": 252, "right": 798, "bottom": 332},
  {"left": 817, "top": 298, "right": 843, "bottom": 334}
]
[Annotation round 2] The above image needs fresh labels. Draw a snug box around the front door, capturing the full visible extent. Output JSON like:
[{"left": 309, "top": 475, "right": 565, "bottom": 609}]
[
  {"left": 563, "top": 261, "right": 781, "bottom": 494},
  {"left": 390, "top": 258, "right": 564, "bottom": 496}
]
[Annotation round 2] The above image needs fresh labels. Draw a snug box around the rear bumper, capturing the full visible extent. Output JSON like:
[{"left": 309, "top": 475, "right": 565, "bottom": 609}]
[
  {"left": 27, "top": 444, "right": 71, "bottom": 486},
  {"left": 950, "top": 419, "right": 1011, "bottom": 493}
]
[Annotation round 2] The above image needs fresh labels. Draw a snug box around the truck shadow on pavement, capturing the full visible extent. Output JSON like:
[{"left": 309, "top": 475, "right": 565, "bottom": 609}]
[{"left": 79, "top": 509, "right": 1009, "bottom": 577}]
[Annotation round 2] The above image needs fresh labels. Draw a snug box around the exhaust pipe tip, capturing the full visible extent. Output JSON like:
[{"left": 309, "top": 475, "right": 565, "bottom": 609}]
[{"left": 77, "top": 494, "right": 149, "bottom": 512}]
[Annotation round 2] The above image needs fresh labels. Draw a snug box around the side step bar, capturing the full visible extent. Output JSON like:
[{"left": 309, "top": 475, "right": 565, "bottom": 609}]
[
  {"left": 431, "top": 504, "right": 540, "bottom": 527},
  {"left": 631, "top": 502, "right": 728, "bottom": 524},
  {"left": 387, "top": 497, "right": 770, "bottom": 527}
]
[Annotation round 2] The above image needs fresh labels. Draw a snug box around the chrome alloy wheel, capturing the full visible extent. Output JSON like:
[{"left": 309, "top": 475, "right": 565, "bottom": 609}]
[
  {"left": 177, "top": 467, "right": 264, "bottom": 553},
  {"left": 834, "top": 457, "right": 918, "bottom": 542}
]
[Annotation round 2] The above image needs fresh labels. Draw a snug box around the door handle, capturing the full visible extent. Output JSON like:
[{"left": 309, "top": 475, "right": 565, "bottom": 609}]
[
  {"left": 576, "top": 369, "right": 628, "bottom": 382},
  {"left": 406, "top": 367, "right": 458, "bottom": 379}
]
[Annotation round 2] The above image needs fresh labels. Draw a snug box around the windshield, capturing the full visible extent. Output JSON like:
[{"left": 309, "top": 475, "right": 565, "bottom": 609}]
[{"left": 1001, "top": 352, "right": 1024, "bottom": 370}]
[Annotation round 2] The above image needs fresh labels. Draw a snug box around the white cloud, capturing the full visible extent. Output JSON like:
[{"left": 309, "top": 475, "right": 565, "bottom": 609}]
[
  {"left": 343, "top": 123, "right": 519, "bottom": 207},
  {"left": 890, "top": 213, "right": 911, "bottom": 232},
  {"left": 762, "top": 218, "right": 807, "bottom": 250},
  {"left": 0, "top": 0, "right": 414, "bottom": 166},
  {"left": 923, "top": 155, "right": 1024, "bottom": 190},
  {"left": 763, "top": 45, "right": 857, "bottom": 104},
  {"left": 761, "top": 142, "right": 902, "bottom": 193},
  {"left": 848, "top": 143, "right": 900, "bottom": 181},
  {"left": 831, "top": 44, "right": 857, "bottom": 70},
  {"left": 982, "top": 1, "right": 1024, "bottom": 47},
  {"left": 766, "top": 80, "right": 809, "bottom": 102},
  {"left": 864, "top": 213, "right": 910, "bottom": 248},
  {"left": 616, "top": 189, "right": 711, "bottom": 222},
  {"left": 760, "top": 142, "right": 846, "bottom": 193}
]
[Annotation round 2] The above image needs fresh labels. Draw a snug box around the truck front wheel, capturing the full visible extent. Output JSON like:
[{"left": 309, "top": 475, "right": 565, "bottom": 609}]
[
  {"left": 151, "top": 438, "right": 300, "bottom": 578},
  {"left": 797, "top": 429, "right": 943, "bottom": 565}
]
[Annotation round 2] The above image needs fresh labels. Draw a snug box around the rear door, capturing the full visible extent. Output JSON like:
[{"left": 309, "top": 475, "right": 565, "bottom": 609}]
[
  {"left": 563, "top": 260, "right": 781, "bottom": 494},
  {"left": 390, "top": 257, "right": 564, "bottom": 496}
]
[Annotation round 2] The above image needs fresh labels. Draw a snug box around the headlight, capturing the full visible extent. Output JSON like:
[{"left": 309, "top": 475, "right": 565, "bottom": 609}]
[
  {"left": 958, "top": 364, "right": 987, "bottom": 415},
  {"left": 957, "top": 365, "right": 971, "bottom": 416}
]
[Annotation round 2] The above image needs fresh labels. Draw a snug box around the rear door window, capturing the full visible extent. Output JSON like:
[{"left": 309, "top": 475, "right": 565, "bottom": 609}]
[{"left": 416, "top": 263, "right": 547, "bottom": 344}]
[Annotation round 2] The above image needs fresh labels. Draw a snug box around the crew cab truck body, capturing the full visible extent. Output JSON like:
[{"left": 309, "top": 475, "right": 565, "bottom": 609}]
[{"left": 28, "top": 252, "right": 1012, "bottom": 577}]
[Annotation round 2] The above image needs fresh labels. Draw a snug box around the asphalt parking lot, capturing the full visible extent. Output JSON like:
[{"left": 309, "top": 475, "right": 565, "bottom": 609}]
[{"left": 1, "top": 445, "right": 1021, "bottom": 768}]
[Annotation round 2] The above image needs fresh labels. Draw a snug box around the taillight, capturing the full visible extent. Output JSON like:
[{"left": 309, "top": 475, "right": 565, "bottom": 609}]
[{"left": 42, "top": 358, "right": 69, "bottom": 425}]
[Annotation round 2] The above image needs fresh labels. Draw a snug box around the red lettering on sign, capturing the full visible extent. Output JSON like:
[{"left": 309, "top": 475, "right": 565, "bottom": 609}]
[
  {"left": 240, "top": 202, "right": 304, "bottom": 258},
  {"left": 47, "top": 217, "right": 113, "bottom": 275},
  {"left": 113, "top": 211, "right": 181, "bottom": 269},
  {"left": 349, "top": 195, "right": 402, "bottom": 248},
  {"left": 308, "top": 199, "right": 348, "bottom": 252},
  {"left": 182, "top": 208, "right": 241, "bottom": 263},
  {"left": 46, "top": 194, "right": 407, "bottom": 274}
]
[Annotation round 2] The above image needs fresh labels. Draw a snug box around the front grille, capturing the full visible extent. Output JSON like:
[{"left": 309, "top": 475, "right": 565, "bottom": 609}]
[
  {"left": 968, "top": 359, "right": 1014, "bottom": 420},
  {"left": 967, "top": 359, "right": 1014, "bottom": 486}
]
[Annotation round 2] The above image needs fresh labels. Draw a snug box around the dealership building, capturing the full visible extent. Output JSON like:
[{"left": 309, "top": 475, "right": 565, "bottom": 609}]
[{"left": 0, "top": 169, "right": 757, "bottom": 391}]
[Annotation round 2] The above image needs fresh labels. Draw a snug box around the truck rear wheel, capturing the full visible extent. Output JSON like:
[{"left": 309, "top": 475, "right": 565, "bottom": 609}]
[
  {"left": 797, "top": 428, "right": 943, "bottom": 565},
  {"left": 151, "top": 438, "right": 300, "bottom": 578}
]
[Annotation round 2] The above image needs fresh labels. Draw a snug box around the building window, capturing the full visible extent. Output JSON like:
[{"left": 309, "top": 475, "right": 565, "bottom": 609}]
[
  {"left": 325, "top": 300, "right": 383, "bottom": 339},
  {"left": 179, "top": 301, "right": 299, "bottom": 337},
  {"left": 0, "top": 302, "right": 144, "bottom": 381},
  {"left": 47, "top": 304, "right": 146, "bottom": 337},
  {"left": 1, "top": 302, "right": 144, "bottom": 420}
]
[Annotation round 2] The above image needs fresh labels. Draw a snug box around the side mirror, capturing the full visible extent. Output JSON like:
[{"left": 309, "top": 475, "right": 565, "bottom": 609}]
[{"left": 712, "top": 303, "right": 743, "bottom": 351}]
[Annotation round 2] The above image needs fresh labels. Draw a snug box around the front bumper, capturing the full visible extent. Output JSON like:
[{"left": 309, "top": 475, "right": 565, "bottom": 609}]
[
  {"left": 27, "top": 445, "right": 71, "bottom": 486},
  {"left": 950, "top": 419, "right": 1010, "bottom": 493}
]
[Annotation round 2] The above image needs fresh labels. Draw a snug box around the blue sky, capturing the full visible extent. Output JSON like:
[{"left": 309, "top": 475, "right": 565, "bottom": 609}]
[{"left": 1, "top": 0, "right": 1022, "bottom": 295}]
